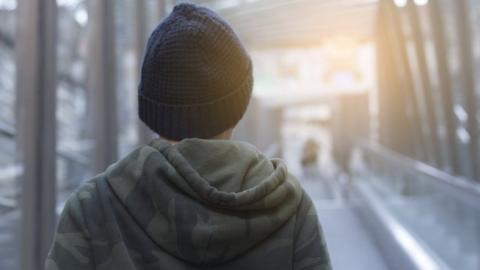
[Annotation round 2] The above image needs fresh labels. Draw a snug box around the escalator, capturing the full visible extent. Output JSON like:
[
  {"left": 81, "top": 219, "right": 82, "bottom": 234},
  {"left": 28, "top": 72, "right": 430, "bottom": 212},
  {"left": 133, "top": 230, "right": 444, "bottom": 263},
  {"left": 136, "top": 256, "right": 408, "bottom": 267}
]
[
  {"left": 288, "top": 128, "right": 479, "bottom": 270},
  {"left": 349, "top": 142, "right": 480, "bottom": 270}
]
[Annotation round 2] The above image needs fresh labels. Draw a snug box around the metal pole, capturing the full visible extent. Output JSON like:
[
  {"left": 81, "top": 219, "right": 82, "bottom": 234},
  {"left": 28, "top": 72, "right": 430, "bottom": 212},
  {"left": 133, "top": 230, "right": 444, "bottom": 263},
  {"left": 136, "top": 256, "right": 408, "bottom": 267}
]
[
  {"left": 377, "top": 1, "right": 411, "bottom": 154},
  {"left": 456, "top": 0, "right": 480, "bottom": 181},
  {"left": 428, "top": 0, "right": 460, "bottom": 174},
  {"left": 88, "top": 0, "right": 119, "bottom": 173},
  {"left": 16, "top": 0, "right": 57, "bottom": 269},
  {"left": 406, "top": 1, "right": 442, "bottom": 167},
  {"left": 385, "top": 0, "right": 429, "bottom": 161},
  {"left": 135, "top": 0, "right": 156, "bottom": 144}
]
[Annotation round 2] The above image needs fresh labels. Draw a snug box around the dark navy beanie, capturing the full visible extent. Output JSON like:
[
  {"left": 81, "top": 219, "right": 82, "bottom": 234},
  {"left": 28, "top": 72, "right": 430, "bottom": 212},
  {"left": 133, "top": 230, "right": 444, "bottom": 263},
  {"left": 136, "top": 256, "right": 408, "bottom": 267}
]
[{"left": 138, "top": 3, "right": 253, "bottom": 141}]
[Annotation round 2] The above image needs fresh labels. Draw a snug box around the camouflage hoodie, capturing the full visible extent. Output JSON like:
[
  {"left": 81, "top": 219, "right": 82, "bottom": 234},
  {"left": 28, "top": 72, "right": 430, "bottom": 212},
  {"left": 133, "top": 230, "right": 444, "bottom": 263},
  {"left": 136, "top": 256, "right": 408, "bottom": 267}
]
[{"left": 46, "top": 138, "right": 331, "bottom": 270}]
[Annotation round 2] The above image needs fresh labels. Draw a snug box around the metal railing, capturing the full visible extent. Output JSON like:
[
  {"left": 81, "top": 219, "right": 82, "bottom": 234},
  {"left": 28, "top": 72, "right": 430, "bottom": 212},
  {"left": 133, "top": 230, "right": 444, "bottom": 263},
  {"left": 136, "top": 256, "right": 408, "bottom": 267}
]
[
  {"left": 354, "top": 141, "right": 480, "bottom": 270},
  {"left": 359, "top": 141, "right": 480, "bottom": 207}
]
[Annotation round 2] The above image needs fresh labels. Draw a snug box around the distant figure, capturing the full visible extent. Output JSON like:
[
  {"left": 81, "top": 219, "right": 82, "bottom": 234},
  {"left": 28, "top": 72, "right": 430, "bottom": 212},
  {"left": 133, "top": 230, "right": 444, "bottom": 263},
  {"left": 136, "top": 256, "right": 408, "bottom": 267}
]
[
  {"left": 301, "top": 137, "right": 319, "bottom": 177},
  {"left": 331, "top": 134, "right": 353, "bottom": 177},
  {"left": 301, "top": 138, "right": 319, "bottom": 167},
  {"left": 46, "top": 4, "right": 331, "bottom": 270}
]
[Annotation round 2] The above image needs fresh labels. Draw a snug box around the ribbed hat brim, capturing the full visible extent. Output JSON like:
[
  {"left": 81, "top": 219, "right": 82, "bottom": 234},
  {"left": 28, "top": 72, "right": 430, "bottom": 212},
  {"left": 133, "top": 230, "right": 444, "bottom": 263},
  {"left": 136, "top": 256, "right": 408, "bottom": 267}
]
[{"left": 139, "top": 75, "right": 253, "bottom": 141}]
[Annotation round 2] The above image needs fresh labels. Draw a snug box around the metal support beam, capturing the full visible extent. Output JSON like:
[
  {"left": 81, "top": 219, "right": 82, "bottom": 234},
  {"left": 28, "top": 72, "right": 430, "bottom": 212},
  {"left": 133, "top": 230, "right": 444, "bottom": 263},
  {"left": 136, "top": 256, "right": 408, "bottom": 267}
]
[
  {"left": 135, "top": 0, "right": 156, "bottom": 144},
  {"left": 376, "top": 1, "right": 414, "bottom": 155},
  {"left": 88, "top": 0, "right": 118, "bottom": 173},
  {"left": 135, "top": 0, "right": 147, "bottom": 59},
  {"left": 456, "top": 0, "right": 480, "bottom": 181},
  {"left": 16, "top": 0, "right": 57, "bottom": 269},
  {"left": 392, "top": 6, "right": 434, "bottom": 163},
  {"left": 406, "top": 1, "right": 442, "bottom": 167},
  {"left": 428, "top": 0, "right": 460, "bottom": 174},
  {"left": 385, "top": 1, "right": 428, "bottom": 160}
]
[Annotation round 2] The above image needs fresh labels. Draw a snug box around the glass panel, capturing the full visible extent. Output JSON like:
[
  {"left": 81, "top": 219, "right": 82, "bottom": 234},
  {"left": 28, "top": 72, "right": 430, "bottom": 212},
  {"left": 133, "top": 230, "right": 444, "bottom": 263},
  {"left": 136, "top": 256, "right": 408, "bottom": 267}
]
[
  {"left": 56, "top": 0, "right": 92, "bottom": 203},
  {"left": 437, "top": 0, "right": 474, "bottom": 180},
  {"left": 115, "top": 0, "right": 139, "bottom": 156},
  {"left": 0, "top": 1, "right": 19, "bottom": 269}
]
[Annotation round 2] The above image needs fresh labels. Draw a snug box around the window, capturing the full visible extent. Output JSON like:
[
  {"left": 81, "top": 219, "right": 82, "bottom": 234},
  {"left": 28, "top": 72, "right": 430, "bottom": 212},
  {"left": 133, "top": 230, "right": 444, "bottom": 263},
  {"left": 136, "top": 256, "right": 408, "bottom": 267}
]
[
  {"left": 0, "top": 1, "right": 19, "bottom": 269},
  {"left": 146, "top": 0, "right": 163, "bottom": 33},
  {"left": 56, "top": 0, "right": 92, "bottom": 202},
  {"left": 115, "top": 0, "right": 140, "bottom": 156}
]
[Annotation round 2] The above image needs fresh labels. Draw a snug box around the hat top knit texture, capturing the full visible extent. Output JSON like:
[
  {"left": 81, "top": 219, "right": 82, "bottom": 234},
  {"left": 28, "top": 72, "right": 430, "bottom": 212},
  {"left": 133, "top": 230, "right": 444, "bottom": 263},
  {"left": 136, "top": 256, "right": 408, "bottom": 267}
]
[{"left": 138, "top": 3, "right": 253, "bottom": 140}]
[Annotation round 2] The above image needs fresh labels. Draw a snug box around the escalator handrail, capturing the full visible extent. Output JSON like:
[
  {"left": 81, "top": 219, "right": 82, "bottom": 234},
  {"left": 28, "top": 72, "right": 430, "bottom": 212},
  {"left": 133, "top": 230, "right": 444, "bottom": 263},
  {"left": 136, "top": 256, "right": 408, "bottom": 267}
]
[{"left": 358, "top": 140, "right": 480, "bottom": 203}]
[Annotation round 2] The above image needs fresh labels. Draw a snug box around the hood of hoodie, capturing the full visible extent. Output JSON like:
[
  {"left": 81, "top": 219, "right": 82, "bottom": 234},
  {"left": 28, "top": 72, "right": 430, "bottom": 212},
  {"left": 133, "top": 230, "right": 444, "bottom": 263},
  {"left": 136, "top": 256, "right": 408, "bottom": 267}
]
[{"left": 105, "top": 138, "right": 303, "bottom": 265}]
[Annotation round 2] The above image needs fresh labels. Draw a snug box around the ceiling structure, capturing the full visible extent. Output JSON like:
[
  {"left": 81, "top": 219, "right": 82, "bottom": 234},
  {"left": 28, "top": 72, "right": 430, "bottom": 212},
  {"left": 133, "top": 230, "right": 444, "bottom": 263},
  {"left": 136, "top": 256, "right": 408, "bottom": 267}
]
[{"left": 186, "top": 0, "right": 378, "bottom": 48}]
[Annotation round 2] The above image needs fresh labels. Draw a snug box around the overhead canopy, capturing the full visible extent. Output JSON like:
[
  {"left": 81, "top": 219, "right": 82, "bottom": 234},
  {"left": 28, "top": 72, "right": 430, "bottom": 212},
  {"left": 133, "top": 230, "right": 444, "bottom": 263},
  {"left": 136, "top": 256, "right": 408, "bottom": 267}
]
[{"left": 189, "top": 0, "right": 378, "bottom": 48}]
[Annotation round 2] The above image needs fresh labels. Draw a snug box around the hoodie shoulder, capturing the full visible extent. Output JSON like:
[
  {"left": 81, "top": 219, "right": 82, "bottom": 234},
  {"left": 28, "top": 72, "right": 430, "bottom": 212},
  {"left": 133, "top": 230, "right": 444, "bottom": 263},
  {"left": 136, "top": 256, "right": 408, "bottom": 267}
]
[
  {"left": 293, "top": 189, "right": 332, "bottom": 270},
  {"left": 46, "top": 177, "right": 103, "bottom": 269},
  {"left": 54, "top": 175, "right": 106, "bottom": 232}
]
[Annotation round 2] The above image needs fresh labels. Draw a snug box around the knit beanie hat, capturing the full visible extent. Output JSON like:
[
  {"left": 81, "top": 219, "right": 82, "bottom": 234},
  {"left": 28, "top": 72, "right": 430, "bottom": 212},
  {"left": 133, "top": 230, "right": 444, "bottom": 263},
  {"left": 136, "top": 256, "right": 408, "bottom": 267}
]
[{"left": 138, "top": 3, "right": 253, "bottom": 141}]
